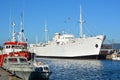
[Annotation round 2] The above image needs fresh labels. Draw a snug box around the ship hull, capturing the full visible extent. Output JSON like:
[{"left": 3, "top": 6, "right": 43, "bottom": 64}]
[
  {"left": 15, "top": 71, "right": 50, "bottom": 80},
  {"left": 36, "top": 55, "right": 98, "bottom": 59},
  {"left": 29, "top": 35, "right": 105, "bottom": 59}
]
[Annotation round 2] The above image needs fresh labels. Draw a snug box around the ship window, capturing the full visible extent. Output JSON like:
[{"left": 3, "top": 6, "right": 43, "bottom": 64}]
[
  {"left": 6, "top": 45, "right": 11, "bottom": 48},
  {"left": 44, "top": 67, "right": 48, "bottom": 70},
  {"left": 20, "top": 46, "right": 24, "bottom": 49},
  {"left": 23, "top": 46, "right": 27, "bottom": 49},
  {"left": 14, "top": 46, "right": 17, "bottom": 49},
  {"left": 20, "top": 58, "right": 27, "bottom": 63},
  {"left": 8, "top": 58, "right": 17, "bottom": 63},
  {"left": 4, "top": 58, "right": 7, "bottom": 63},
  {"left": 16, "top": 46, "right": 20, "bottom": 49},
  {"left": 35, "top": 67, "right": 43, "bottom": 72},
  {"left": 6, "top": 46, "right": 8, "bottom": 48},
  {"left": 8, "top": 46, "right": 10, "bottom": 48},
  {"left": 12, "top": 45, "right": 15, "bottom": 48},
  {"left": 56, "top": 42, "right": 60, "bottom": 45}
]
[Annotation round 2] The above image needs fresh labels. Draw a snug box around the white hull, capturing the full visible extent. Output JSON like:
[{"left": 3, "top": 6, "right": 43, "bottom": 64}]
[
  {"left": 112, "top": 57, "right": 120, "bottom": 60},
  {"left": 15, "top": 70, "right": 31, "bottom": 80},
  {"left": 29, "top": 7, "right": 105, "bottom": 59},
  {"left": 15, "top": 71, "right": 50, "bottom": 80},
  {"left": 2, "top": 56, "right": 51, "bottom": 80},
  {"left": 29, "top": 35, "right": 105, "bottom": 59}
]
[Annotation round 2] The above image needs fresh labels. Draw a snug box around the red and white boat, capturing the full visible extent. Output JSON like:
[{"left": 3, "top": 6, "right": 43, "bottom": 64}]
[
  {"left": 0, "top": 15, "right": 32, "bottom": 67},
  {"left": 0, "top": 15, "right": 52, "bottom": 80}
]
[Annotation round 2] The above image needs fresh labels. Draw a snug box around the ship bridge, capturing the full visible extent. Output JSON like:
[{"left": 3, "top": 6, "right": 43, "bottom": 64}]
[{"left": 53, "top": 33, "right": 75, "bottom": 45}]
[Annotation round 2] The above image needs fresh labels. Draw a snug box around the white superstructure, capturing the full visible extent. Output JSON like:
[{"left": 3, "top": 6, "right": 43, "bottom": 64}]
[{"left": 29, "top": 7, "right": 105, "bottom": 59}]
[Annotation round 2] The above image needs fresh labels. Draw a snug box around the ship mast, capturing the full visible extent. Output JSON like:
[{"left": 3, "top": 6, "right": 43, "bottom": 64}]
[
  {"left": 19, "top": 12, "right": 25, "bottom": 42},
  {"left": 36, "top": 36, "right": 38, "bottom": 44},
  {"left": 11, "top": 21, "right": 16, "bottom": 42},
  {"left": 44, "top": 20, "right": 48, "bottom": 43},
  {"left": 79, "top": 6, "right": 83, "bottom": 38}
]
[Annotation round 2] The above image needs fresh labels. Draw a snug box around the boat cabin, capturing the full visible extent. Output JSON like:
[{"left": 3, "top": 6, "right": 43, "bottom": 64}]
[
  {"left": 3, "top": 41, "right": 27, "bottom": 54},
  {"left": 3, "top": 56, "right": 28, "bottom": 65}
]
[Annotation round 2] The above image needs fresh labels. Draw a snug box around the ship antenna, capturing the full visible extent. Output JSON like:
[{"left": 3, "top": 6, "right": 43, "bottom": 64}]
[
  {"left": 79, "top": 6, "right": 83, "bottom": 38},
  {"left": 9, "top": 10, "right": 12, "bottom": 40},
  {"left": 44, "top": 20, "right": 48, "bottom": 44}
]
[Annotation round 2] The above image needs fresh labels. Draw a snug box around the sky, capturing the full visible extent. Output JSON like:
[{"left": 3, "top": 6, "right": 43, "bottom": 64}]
[{"left": 0, "top": 0, "right": 120, "bottom": 44}]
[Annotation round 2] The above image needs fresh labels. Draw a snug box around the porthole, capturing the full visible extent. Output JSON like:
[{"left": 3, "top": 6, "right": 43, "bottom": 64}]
[{"left": 95, "top": 44, "right": 98, "bottom": 48}]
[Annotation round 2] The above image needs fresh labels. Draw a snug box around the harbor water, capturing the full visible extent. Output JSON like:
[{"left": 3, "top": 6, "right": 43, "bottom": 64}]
[{"left": 37, "top": 58, "right": 120, "bottom": 80}]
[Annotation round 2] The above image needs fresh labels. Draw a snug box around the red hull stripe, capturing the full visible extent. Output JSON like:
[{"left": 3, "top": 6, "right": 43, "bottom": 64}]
[{"left": 4, "top": 41, "right": 27, "bottom": 46}]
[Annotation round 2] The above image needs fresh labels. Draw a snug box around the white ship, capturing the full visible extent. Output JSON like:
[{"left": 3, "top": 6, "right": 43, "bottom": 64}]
[{"left": 29, "top": 7, "right": 105, "bottom": 59}]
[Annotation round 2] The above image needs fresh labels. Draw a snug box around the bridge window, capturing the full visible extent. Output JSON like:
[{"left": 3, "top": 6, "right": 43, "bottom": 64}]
[
  {"left": 6, "top": 46, "right": 11, "bottom": 49},
  {"left": 20, "top": 58, "right": 27, "bottom": 63},
  {"left": 8, "top": 58, "right": 17, "bottom": 63},
  {"left": 12, "top": 45, "right": 15, "bottom": 48}
]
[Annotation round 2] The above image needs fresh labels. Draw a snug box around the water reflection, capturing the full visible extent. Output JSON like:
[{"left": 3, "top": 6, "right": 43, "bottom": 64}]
[
  {"left": 38, "top": 59, "right": 100, "bottom": 80},
  {"left": 37, "top": 58, "right": 120, "bottom": 80}
]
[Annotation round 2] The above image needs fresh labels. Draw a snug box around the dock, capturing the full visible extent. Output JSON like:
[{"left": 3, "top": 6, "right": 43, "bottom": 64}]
[{"left": 0, "top": 67, "right": 22, "bottom": 80}]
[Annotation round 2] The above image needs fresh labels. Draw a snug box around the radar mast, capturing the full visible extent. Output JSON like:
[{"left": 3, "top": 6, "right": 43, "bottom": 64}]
[{"left": 79, "top": 6, "right": 84, "bottom": 38}]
